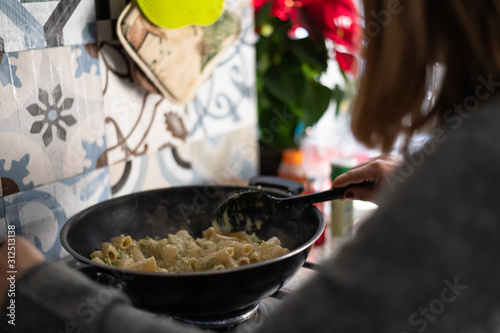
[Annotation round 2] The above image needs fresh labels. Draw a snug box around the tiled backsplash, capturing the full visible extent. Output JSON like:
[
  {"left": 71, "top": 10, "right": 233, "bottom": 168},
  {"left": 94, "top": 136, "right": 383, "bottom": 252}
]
[
  {"left": 0, "top": 46, "right": 106, "bottom": 193},
  {"left": 0, "top": 0, "right": 257, "bottom": 259},
  {"left": 0, "top": 0, "right": 98, "bottom": 53}
]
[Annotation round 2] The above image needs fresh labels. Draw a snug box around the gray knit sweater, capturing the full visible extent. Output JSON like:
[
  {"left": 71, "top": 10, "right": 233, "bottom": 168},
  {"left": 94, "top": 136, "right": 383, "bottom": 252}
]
[{"left": 5, "top": 93, "right": 500, "bottom": 333}]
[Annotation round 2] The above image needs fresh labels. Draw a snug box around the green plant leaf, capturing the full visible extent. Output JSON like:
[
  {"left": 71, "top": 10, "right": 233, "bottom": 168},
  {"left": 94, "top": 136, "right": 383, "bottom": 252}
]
[
  {"left": 288, "top": 38, "right": 328, "bottom": 72},
  {"left": 255, "top": 1, "right": 272, "bottom": 28},
  {"left": 263, "top": 54, "right": 305, "bottom": 107},
  {"left": 259, "top": 112, "right": 299, "bottom": 150},
  {"left": 331, "top": 84, "right": 346, "bottom": 116},
  {"left": 258, "top": 90, "right": 300, "bottom": 150},
  {"left": 300, "top": 81, "right": 332, "bottom": 127}
]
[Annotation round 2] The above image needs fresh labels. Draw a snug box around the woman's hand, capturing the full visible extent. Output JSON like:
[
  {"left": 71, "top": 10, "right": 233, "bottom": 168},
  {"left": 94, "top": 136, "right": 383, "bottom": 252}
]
[
  {"left": 0, "top": 237, "right": 45, "bottom": 312},
  {"left": 332, "top": 154, "right": 402, "bottom": 203}
]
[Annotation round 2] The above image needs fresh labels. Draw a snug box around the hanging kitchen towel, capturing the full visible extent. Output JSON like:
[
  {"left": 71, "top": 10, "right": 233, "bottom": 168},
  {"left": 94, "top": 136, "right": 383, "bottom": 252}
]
[{"left": 116, "top": 1, "right": 241, "bottom": 105}]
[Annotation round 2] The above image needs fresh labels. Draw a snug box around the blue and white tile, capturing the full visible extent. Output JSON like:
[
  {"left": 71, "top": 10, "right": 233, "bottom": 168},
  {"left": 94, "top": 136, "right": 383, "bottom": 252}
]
[
  {"left": 0, "top": 0, "right": 97, "bottom": 53},
  {"left": 188, "top": 0, "right": 257, "bottom": 141},
  {"left": 192, "top": 126, "right": 258, "bottom": 185},
  {"left": 99, "top": 42, "right": 191, "bottom": 167},
  {"left": 110, "top": 143, "right": 194, "bottom": 198},
  {"left": 109, "top": 153, "right": 148, "bottom": 198},
  {"left": 154, "top": 143, "right": 193, "bottom": 187},
  {"left": 0, "top": 45, "right": 106, "bottom": 195},
  {"left": 3, "top": 167, "right": 111, "bottom": 259}
]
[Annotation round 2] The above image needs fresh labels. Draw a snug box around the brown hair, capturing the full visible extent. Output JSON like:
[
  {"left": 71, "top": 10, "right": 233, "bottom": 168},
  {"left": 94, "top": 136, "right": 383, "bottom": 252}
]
[{"left": 351, "top": 0, "right": 500, "bottom": 152}]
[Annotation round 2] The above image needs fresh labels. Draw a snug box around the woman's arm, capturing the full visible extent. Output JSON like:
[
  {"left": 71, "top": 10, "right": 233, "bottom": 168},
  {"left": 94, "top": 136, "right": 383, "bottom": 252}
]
[{"left": 0, "top": 238, "right": 204, "bottom": 333}]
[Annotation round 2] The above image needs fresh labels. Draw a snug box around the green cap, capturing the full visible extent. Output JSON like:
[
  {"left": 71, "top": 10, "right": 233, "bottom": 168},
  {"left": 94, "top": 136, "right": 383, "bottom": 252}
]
[{"left": 330, "top": 158, "right": 356, "bottom": 180}]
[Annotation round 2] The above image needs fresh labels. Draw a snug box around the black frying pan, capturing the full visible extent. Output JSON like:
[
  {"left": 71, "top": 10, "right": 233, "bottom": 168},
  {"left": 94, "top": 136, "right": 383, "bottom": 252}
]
[{"left": 60, "top": 183, "right": 325, "bottom": 320}]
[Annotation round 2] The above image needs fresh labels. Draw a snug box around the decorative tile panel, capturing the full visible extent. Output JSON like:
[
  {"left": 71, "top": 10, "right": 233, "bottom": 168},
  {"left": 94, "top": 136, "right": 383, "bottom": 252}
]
[
  {"left": 0, "top": 0, "right": 97, "bottom": 53},
  {"left": 188, "top": 1, "right": 257, "bottom": 141},
  {"left": 98, "top": 42, "right": 191, "bottom": 168},
  {"left": 99, "top": 0, "right": 255, "bottom": 168},
  {"left": 110, "top": 143, "right": 193, "bottom": 198},
  {"left": 3, "top": 167, "right": 111, "bottom": 259},
  {"left": 0, "top": 45, "right": 106, "bottom": 196},
  {"left": 192, "top": 126, "right": 258, "bottom": 185}
]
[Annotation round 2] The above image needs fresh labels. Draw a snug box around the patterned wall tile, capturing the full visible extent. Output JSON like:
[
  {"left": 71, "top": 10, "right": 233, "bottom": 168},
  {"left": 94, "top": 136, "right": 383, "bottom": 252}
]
[
  {"left": 192, "top": 126, "right": 258, "bottom": 185},
  {"left": 0, "top": 45, "right": 106, "bottom": 196},
  {"left": 3, "top": 167, "right": 111, "bottom": 259},
  {"left": 109, "top": 153, "right": 147, "bottom": 197},
  {"left": 99, "top": 0, "right": 255, "bottom": 167},
  {"left": 0, "top": 199, "right": 6, "bottom": 242},
  {"left": 110, "top": 143, "right": 193, "bottom": 198},
  {"left": 99, "top": 42, "right": 191, "bottom": 168},
  {"left": 188, "top": 0, "right": 257, "bottom": 141},
  {"left": 0, "top": 0, "right": 97, "bottom": 53}
]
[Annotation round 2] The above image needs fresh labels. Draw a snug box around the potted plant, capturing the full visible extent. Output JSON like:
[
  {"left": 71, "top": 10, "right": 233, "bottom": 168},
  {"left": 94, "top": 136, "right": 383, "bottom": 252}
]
[{"left": 254, "top": 0, "right": 361, "bottom": 174}]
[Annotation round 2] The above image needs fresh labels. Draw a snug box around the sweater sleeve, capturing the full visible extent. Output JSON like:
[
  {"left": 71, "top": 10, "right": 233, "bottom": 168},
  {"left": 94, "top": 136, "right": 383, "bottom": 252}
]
[
  {"left": 2, "top": 262, "right": 128, "bottom": 332},
  {"left": 2, "top": 261, "right": 209, "bottom": 333}
]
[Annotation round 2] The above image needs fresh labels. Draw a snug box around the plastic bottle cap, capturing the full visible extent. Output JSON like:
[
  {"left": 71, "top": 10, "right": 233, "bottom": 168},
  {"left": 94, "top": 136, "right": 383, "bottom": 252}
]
[
  {"left": 281, "top": 148, "right": 304, "bottom": 165},
  {"left": 330, "top": 157, "right": 356, "bottom": 180}
]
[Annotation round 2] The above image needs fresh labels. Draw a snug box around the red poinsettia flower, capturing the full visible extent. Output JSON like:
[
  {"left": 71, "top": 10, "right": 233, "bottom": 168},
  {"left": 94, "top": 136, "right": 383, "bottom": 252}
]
[
  {"left": 300, "top": 0, "right": 361, "bottom": 52},
  {"left": 253, "top": 0, "right": 271, "bottom": 13},
  {"left": 253, "top": 0, "right": 361, "bottom": 74},
  {"left": 253, "top": 0, "right": 301, "bottom": 21},
  {"left": 335, "top": 50, "right": 358, "bottom": 76},
  {"left": 263, "top": 0, "right": 361, "bottom": 51}
]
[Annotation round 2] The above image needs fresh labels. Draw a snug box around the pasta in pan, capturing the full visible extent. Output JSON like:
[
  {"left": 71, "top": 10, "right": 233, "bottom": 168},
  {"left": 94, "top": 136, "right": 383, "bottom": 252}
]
[{"left": 90, "top": 227, "right": 289, "bottom": 273}]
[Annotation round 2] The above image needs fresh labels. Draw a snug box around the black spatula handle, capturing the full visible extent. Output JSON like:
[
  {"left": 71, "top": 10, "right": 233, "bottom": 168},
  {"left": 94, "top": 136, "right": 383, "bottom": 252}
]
[{"left": 278, "top": 181, "right": 375, "bottom": 206}]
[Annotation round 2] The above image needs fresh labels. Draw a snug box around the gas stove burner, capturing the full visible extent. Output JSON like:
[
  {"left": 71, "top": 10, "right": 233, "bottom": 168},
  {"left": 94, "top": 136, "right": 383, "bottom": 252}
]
[{"left": 173, "top": 304, "right": 260, "bottom": 328}]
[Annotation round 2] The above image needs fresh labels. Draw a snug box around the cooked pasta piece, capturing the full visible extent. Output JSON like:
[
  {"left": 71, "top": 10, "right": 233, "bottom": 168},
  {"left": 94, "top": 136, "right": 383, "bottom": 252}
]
[
  {"left": 236, "top": 257, "right": 251, "bottom": 266},
  {"left": 128, "top": 244, "right": 146, "bottom": 261},
  {"left": 91, "top": 227, "right": 289, "bottom": 273},
  {"left": 224, "top": 256, "right": 238, "bottom": 268},
  {"left": 101, "top": 242, "right": 119, "bottom": 263},
  {"left": 91, "top": 257, "right": 105, "bottom": 265},
  {"left": 233, "top": 242, "right": 254, "bottom": 256},
  {"left": 161, "top": 244, "right": 178, "bottom": 266},
  {"left": 127, "top": 256, "right": 158, "bottom": 272},
  {"left": 215, "top": 248, "right": 233, "bottom": 263},
  {"left": 90, "top": 250, "right": 104, "bottom": 261},
  {"left": 265, "top": 236, "right": 282, "bottom": 246},
  {"left": 111, "top": 235, "right": 133, "bottom": 249}
]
